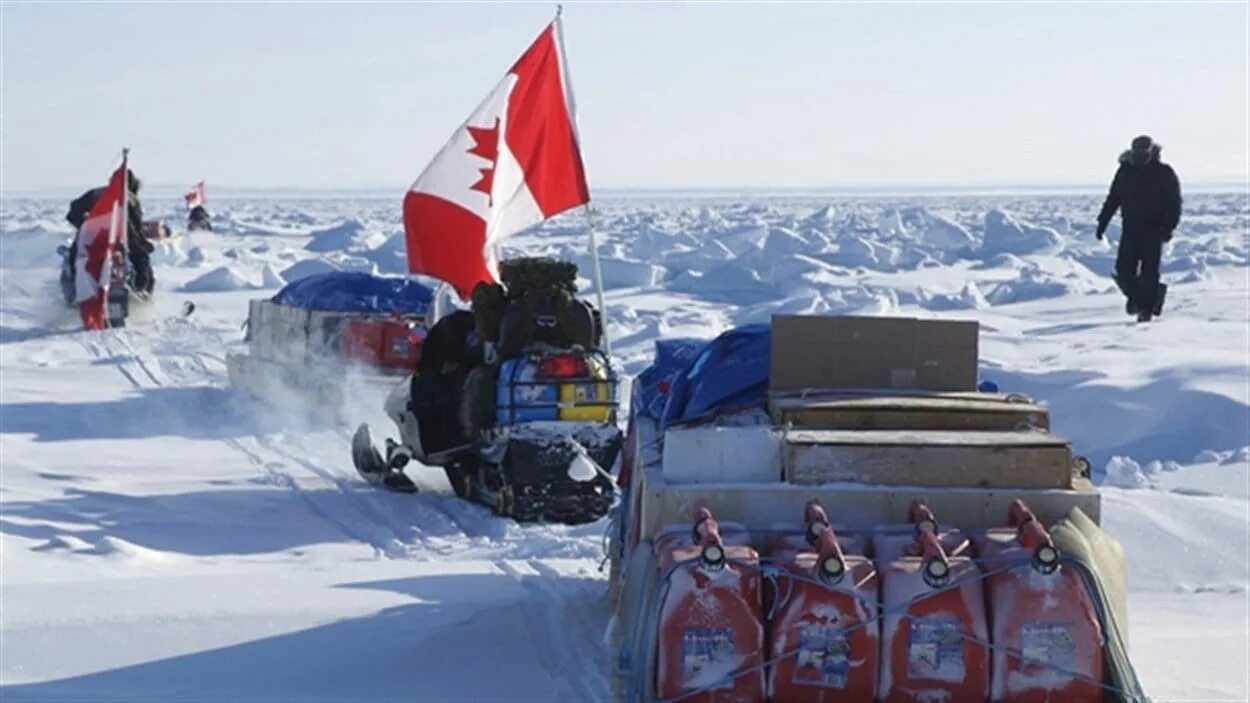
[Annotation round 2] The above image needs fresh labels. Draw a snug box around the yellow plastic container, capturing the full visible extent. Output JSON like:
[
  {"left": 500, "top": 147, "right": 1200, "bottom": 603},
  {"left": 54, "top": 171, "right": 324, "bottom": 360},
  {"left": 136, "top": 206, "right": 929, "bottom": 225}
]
[{"left": 557, "top": 355, "right": 613, "bottom": 422}]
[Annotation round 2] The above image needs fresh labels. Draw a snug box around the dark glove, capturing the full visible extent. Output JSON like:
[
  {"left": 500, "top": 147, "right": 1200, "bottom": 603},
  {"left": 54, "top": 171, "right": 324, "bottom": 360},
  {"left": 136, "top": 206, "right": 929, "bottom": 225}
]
[
  {"left": 1095, "top": 225, "right": 1105, "bottom": 241},
  {"left": 1161, "top": 229, "right": 1173, "bottom": 243}
]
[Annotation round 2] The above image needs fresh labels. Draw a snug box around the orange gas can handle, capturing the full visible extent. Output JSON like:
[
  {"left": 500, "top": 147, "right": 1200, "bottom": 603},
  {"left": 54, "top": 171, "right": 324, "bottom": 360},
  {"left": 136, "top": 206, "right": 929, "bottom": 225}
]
[
  {"left": 814, "top": 525, "right": 847, "bottom": 584},
  {"left": 692, "top": 507, "right": 727, "bottom": 568},
  {"left": 1007, "top": 499, "right": 1037, "bottom": 528},
  {"left": 1017, "top": 519, "right": 1061, "bottom": 574},
  {"left": 908, "top": 500, "right": 939, "bottom": 535},
  {"left": 690, "top": 503, "right": 713, "bottom": 543},
  {"left": 917, "top": 530, "right": 953, "bottom": 588},
  {"left": 804, "top": 499, "right": 831, "bottom": 545}
]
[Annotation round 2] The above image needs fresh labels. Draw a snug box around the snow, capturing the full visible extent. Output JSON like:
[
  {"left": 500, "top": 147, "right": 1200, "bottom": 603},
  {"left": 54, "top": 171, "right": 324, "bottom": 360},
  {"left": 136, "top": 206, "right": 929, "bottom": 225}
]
[
  {"left": 2, "top": 190, "right": 1248, "bottom": 701},
  {"left": 181, "top": 265, "right": 259, "bottom": 292}
]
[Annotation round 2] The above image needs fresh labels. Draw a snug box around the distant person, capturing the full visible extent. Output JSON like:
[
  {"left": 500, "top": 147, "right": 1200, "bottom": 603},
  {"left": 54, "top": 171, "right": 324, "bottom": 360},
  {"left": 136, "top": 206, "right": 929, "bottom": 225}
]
[
  {"left": 63, "top": 170, "right": 156, "bottom": 296},
  {"left": 187, "top": 204, "right": 213, "bottom": 232},
  {"left": 1095, "top": 134, "right": 1182, "bottom": 322}
]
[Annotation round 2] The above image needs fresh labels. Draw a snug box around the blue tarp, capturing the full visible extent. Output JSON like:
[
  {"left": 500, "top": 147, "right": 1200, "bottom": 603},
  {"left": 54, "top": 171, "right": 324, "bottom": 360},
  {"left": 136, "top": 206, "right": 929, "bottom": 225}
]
[
  {"left": 271, "top": 272, "right": 434, "bottom": 315},
  {"left": 660, "top": 324, "right": 771, "bottom": 427},
  {"left": 632, "top": 338, "right": 707, "bottom": 421}
]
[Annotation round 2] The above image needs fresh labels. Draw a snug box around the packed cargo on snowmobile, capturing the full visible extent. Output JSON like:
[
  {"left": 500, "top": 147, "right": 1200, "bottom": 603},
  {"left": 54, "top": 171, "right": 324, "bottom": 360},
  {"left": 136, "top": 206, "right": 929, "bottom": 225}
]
[
  {"left": 227, "top": 271, "right": 433, "bottom": 417},
  {"left": 608, "top": 314, "right": 1148, "bottom": 702},
  {"left": 353, "top": 257, "right": 620, "bottom": 524},
  {"left": 59, "top": 166, "right": 156, "bottom": 329}
]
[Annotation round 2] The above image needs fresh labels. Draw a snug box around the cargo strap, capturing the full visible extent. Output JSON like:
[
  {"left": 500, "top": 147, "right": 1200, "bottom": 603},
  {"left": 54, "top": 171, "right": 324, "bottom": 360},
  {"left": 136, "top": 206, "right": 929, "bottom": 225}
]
[{"left": 653, "top": 555, "right": 1144, "bottom": 703}]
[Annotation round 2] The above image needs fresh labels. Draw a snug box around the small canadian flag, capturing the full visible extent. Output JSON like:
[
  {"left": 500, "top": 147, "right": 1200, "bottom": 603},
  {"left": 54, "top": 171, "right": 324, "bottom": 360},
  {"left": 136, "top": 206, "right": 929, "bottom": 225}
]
[
  {"left": 185, "top": 181, "right": 207, "bottom": 210},
  {"left": 77, "top": 162, "right": 128, "bottom": 330},
  {"left": 402, "top": 16, "right": 589, "bottom": 298}
]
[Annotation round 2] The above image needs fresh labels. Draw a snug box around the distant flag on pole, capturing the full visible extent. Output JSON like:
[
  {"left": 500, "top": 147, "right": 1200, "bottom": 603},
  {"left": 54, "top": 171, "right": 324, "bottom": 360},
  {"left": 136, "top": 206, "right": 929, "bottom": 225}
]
[
  {"left": 76, "top": 159, "right": 128, "bottom": 331},
  {"left": 402, "top": 15, "right": 590, "bottom": 298},
  {"left": 185, "top": 181, "right": 207, "bottom": 210}
]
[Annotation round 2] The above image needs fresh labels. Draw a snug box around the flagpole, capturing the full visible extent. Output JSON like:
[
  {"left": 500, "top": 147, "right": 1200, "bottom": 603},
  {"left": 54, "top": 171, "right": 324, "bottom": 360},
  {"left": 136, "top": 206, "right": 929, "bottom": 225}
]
[
  {"left": 553, "top": 8, "right": 611, "bottom": 358},
  {"left": 583, "top": 204, "right": 612, "bottom": 358}
]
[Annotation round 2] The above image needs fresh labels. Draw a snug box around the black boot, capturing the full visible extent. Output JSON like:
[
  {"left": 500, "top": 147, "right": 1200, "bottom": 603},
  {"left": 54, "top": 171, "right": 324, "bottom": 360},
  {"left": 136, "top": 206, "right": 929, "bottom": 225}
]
[
  {"left": 1125, "top": 299, "right": 1138, "bottom": 316},
  {"left": 1137, "top": 310, "right": 1153, "bottom": 323}
]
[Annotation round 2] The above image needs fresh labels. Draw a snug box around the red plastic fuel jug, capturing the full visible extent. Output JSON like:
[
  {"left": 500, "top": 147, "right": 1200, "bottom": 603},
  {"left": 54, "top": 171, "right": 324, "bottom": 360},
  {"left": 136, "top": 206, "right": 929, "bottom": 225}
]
[
  {"left": 767, "top": 500, "right": 863, "bottom": 558},
  {"left": 768, "top": 524, "right": 879, "bottom": 702},
  {"left": 880, "top": 530, "right": 990, "bottom": 702},
  {"left": 872, "top": 500, "right": 971, "bottom": 568},
  {"left": 656, "top": 509, "right": 765, "bottom": 703},
  {"left": 976, "top": 501, "right": 1105, "bottom": 703}
]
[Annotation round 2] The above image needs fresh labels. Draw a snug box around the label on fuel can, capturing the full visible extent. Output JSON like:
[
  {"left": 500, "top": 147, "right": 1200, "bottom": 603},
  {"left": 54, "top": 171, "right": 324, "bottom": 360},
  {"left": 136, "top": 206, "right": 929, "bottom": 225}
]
[
  {"left": 908, "top": 617, "right": 965, "bottom": 681},
  {"left": 1021, "top": 622, "right": 1076, "bottom": 670},
  {"left": 681, "top": 628, "right": 734, "bottom": 690},
  {"left": 793, "top": 623, "right": 850, "bottom": 688}
]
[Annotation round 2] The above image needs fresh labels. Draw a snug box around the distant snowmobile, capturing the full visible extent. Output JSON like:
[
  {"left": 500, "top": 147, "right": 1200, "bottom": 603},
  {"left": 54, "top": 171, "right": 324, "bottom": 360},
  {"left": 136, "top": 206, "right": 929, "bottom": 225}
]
[
  {"left": 60, "top": 158, "right": 153, "bottom": 330},
  {"left": 58, "top": 244, "right": 138, "bottom": 328},
  {"left": 352, "top": 258, "right": 621, "bottom": 524}
]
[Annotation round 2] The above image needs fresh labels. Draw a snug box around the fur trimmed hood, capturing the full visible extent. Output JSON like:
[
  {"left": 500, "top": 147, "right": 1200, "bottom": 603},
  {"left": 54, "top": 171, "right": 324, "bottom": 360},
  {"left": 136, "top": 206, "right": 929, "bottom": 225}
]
[{"left": 1120, "top": 142, "right": 1163, "bottom": 165}]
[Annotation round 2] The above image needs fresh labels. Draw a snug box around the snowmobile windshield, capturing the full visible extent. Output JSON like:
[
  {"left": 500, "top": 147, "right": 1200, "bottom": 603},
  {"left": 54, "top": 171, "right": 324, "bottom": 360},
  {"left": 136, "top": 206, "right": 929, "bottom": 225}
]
[{"left": 660, "top": 324, "right": 770, "bottom": 428}]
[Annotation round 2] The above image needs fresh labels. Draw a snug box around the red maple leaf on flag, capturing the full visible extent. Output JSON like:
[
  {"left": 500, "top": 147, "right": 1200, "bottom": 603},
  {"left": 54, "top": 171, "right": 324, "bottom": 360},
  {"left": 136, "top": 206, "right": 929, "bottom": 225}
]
[{"left": 466, "top": 118, "right": 500, "bottom": 202}]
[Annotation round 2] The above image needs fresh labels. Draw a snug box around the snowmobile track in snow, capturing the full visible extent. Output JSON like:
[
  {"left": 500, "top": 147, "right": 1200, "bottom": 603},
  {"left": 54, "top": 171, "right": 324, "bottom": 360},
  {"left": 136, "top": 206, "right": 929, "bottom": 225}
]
[{"left": 497, "top": 559, "right": 610, "bottom": 702}]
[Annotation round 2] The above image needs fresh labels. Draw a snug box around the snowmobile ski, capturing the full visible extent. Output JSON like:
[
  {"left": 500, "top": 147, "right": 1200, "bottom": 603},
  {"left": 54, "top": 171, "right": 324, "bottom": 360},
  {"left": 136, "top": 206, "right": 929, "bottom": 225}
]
[{"left": 351, "top": 424, "right": 418, "bottom": 493}]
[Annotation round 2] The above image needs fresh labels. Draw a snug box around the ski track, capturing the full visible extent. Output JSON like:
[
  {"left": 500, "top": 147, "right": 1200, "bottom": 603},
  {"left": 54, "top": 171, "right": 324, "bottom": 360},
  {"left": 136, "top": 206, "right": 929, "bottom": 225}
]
[
  {"left": 69, "top": 318, "right": 585, "bottom": 564},
  {"left": 497, "top": 559, "right": 610, "bottom": 702},
  {"left": 75, "top": 324, "right": 421, "bottom": 558}
]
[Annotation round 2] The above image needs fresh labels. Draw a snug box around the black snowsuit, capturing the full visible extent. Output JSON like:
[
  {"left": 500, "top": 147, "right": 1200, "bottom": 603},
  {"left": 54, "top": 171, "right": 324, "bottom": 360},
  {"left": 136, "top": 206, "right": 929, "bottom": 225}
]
[
  {"left": 188, "top": 205, "right": 213, "bottom": 232},
  {"left": 64, "top": 178, "right": 155, "bottom": 294},
  {"left": 1096, "top": 149, "right": 1182, "bottom": 315}
]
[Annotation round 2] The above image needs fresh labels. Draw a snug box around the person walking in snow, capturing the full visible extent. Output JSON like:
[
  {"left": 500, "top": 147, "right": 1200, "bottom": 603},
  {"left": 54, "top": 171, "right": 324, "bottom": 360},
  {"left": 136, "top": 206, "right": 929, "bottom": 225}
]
[{"left": 1095, "top": 134, "right": 1182, "bottom": 322}]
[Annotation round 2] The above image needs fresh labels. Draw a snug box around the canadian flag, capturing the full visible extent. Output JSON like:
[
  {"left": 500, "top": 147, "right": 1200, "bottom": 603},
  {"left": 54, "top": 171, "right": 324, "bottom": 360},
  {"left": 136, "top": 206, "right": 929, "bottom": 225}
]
[
  {"left": 185, "top": 181, "right": 206, "bottom": 210},
  {"left": 76, "top": 164, "right": 128, "bottom": 330},
  {"left": 403, "top": 17, "right": 589, "bottom": 298}
]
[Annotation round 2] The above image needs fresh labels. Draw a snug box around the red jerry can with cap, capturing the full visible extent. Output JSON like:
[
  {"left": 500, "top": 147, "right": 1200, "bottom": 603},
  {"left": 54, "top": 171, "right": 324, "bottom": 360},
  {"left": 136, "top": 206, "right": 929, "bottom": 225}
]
[
  {"left": 880, "top": 530, "right": 990, "bottom": 703},
  {"left": 768, "top": 524, "right": 879, "bottom": 702},
  {"left": 341, "top": 317, "right": 424, "bottom": 370},
  {"left": 872, "top": 501, "right": 971, "bottom": 569},
  {"left": 975, "top": 501, "right": 1104, "bottom": 703},
  {"left": 766, "top": 500, "right": 863, "bottom": 558},
  {"left": 654, "top": 506, "right": 752, "bottom": 557},
  {"left": 656, "top": 509, "right": 765, "bottom": 703}
]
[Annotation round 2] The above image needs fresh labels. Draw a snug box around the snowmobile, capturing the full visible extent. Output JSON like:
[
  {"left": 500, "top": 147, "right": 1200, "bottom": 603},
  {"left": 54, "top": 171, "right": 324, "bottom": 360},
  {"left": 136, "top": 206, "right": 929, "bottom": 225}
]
[
  {"left": 58, "top": 242, "right": 139, "bottom": 328},
  {"left": 351, "top": 258, "right": 622, "bottom": 525}
]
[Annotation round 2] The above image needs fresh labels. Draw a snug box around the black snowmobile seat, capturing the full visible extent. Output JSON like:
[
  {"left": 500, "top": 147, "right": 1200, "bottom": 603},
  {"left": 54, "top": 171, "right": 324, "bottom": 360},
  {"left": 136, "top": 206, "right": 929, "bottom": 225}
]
[{"left": 410, "top": 310, "right": 482, "bottom": 454}]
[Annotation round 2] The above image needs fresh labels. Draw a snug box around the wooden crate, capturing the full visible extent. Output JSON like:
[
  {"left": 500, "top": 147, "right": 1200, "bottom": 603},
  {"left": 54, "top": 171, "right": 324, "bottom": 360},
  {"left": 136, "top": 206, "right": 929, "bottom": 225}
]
[
  {"left": 770, "top": 392, "right": 1050, "bottom": 431},
  {"left": 784, "top": 429, "right": 1073, "bottom": 489}
]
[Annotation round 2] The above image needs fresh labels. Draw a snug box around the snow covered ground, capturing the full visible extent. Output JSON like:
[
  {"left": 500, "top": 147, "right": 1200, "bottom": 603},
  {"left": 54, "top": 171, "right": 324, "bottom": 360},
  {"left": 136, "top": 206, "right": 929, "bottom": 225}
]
[{"left": 2, "top": 190, "right": 1247, "bottom": 701}]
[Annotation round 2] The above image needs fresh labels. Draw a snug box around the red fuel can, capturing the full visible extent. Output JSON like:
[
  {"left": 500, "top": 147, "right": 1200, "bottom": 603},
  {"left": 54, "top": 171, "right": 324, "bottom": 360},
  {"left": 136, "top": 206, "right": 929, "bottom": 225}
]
[
  {"left": 880, "top": 530, "right": 990, "bottom": 703},
  {"left": 767, "top": 500, "right": 862, "bottom": 558},
  {"left": 872, "top": 501, "right": 971, "bottom": 568},
  {"left": 976, "top": 501, "right": 1105, "bottom": 703},
  {"left": 341, "top": 317, "right": 424, "bottom": 370},
  {"left": 768, "top": 525, "right": 879, "bottom": 702},
  {"left": 656, "top": 510, "right": 765, "bottom": 703}
]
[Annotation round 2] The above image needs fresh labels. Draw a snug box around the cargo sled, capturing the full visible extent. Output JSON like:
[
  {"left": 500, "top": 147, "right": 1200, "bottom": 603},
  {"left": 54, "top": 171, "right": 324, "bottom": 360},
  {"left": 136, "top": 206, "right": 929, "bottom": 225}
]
[
  {"left": 227, "top": 271, "right": 433, "bottom": 417},
  {"left": 352, "top": 258, "right": 621, "bottom": 524},
  {"left": 608, "top": 314, "right": 1148, "bottom": 702}
]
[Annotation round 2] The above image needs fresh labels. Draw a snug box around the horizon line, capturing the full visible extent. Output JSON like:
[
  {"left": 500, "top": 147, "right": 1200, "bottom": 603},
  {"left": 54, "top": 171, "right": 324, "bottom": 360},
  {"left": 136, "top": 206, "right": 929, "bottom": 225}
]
[{"left": 3, "top": 181, "right": 1247, "bottom": 199}]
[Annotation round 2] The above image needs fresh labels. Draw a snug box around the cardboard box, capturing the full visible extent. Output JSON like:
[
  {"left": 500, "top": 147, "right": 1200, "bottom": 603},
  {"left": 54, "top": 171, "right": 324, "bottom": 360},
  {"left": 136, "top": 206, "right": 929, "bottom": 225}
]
[
  {"left": 784, "top": 429, "right": 1072, "bottom": 489},
  {"left": 770, "top": 315, "right": 978, "bottom": 393},
  {"left": 769, "top": 392, "right": 1050, "bottom": 431}
]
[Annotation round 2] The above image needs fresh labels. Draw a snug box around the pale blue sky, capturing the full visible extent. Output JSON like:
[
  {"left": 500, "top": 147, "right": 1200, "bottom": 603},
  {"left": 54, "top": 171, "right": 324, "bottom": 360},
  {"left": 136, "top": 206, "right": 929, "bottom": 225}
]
[{"left": 2, "top": 2, "right": 1247, "bottom": 191}]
